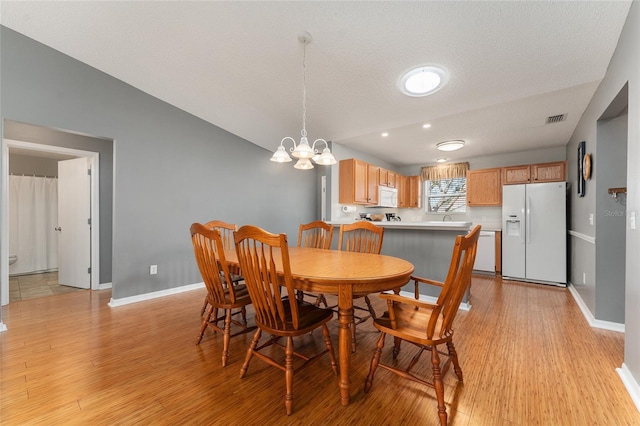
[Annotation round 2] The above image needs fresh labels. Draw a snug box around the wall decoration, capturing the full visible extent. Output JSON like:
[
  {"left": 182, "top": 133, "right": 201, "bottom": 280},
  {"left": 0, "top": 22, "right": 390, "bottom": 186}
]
[
  {"left": 582, "top": 153, "right": 592, "bottom": 180},
  {"left": 577, "top": 141, "right": 586, "bottom": 197}
]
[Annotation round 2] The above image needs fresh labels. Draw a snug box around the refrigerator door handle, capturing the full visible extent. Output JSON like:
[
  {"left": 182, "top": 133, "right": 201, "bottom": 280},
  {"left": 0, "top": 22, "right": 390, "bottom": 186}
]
[{"left": 526, "top": 197, "right": 531, "bottom": 244}]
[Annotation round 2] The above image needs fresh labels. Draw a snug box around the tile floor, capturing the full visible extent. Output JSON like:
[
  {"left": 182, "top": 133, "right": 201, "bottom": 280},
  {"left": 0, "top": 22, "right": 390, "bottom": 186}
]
[{"left": 9, "top": 271, "right": 85, "bottom": 302}]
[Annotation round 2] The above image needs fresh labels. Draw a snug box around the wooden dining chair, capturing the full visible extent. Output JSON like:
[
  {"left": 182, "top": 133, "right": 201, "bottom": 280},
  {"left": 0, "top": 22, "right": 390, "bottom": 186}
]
[
  {"left": 364, "top": 225, "right": 481, "bottom": 426},
  {"left": 234, "top": 225, "right": 338, "bottom": 416},
  {"left": 190, "top": 223, "right": 254, "bottom": 367},
  {"left": 337, "top": 221, "right": 384, "bottom": 352},
  {"left": 296, "top": 220, "right": 334, "bottom": 307},
  {"left": 199, "top": 220, "right": 244, "bottom": 318}
]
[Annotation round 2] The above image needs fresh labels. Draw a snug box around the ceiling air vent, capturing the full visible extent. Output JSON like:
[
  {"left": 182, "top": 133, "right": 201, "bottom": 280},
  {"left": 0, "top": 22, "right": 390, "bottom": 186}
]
[{"left": 546, "top": 114, "right": 566, "bottom": 124}]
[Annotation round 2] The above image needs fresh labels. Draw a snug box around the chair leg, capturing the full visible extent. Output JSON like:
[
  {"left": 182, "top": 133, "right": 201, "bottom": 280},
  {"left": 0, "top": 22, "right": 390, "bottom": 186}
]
[
  {"left": 200, "top": 296, "right": 209, "bottom": 317},
  {"left": 196, "top": 305, "right": 214, "bottom": 344},
  {"left": 447, "top": 341, "right": 463, "bottom": 381},
  {"left": 431, "top": 345, "right": 448, "bottom": 426},
  {"left": 321, "top": 324, "right": 339, "bottom": 375},
  {"left": 285, "top": 336, "right": 294, "bottom": 415},
  {"left": 315, "top": 293, "right": 328, "bottom": 308},
  {"left": 240, "top": 328, "right": 261, "bottom": 378},
  {"left": 393, "top": 336, "right": 402, "bottom": 359},
  {"left": 364, "top": 295, "right": 377, "bottom": 320},
  {"left": 365, "top": 331, "right": 386, "bottom": 393},
  {"left": 241, "top": 306, "right": 247, "bottom": 326},
  {"left": 221, "top": 309, "right": 232, "bottom": 367}
]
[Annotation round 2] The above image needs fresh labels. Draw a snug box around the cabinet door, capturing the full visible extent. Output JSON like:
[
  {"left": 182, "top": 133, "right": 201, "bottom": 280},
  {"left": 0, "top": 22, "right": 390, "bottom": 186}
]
[
  {"left": 387, "top": 171, "right": 397, "bottom": 188},
  {"left": 396, "top": 175, "right": 409, "bottom": 207},
  {"left": 502, "top": 165, "right": 531, "bottom": 185},
  {"left": 467, "top": 168, "right": 502, "bottom": 206},
  {"left": 367, "top": 165, "right": 380, "bottom": 204},
  {"left": 532, "top": 161, "right": 566, "bottom": 182},
  {"left": 408, "top": 175, "right": 421, "bottom": 208},
  {"left": 339, "top": 159, "right": 370, "bottom": 204}
]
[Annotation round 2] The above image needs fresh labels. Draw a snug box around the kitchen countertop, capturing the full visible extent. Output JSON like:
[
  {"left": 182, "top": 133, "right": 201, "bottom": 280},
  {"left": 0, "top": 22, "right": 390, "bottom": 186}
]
[{"left": 328, "top": 220, "right": 502, "bottom": 232}]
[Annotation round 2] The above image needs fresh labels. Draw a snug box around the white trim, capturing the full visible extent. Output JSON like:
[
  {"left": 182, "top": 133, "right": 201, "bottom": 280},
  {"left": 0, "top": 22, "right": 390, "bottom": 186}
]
[
  {"left": 568, "top": 230, "right": 595, "bottom": 244},
  {"left": 108, "top": 282, "right": 205, "bottom": 308},
  {"left": 398, "top": 290, "right": 471, "bottom": 311},
  {"left": 617, "top": 363, "right": 640, "bottom": 414},
  {"left": 567, "top": 282, "right": 625, "bottom": 332},
  {"left": 0, "top": 322, "right": 7, "bottom": 332},
  {"left": 1, "top": 139, "right": 101, "bottom": 305},
  {"left": 98, "top": 282, "right": 112, "bottom": 290}
]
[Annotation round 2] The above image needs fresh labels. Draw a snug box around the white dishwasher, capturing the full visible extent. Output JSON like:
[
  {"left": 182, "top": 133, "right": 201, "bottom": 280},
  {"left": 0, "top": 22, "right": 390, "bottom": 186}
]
[{"left": 473, "top": 231, "right": 496, "bottom": 273}]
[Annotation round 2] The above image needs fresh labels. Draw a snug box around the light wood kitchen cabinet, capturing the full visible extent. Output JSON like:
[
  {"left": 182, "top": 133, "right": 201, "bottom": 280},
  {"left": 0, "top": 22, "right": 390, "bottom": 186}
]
[
  {"left": 367, "top": 165, "right": 380, "bottom": 205},
  {"left": 397, "top": 175, "right": 408, "bottom": 207},
  {"left": 531, "top": 161, "right": 566, "bottom": 182},
  {"left": 502, "top": 165, "right": 531, "bottom": 185},
  {"left": 467, "top": 168, "right": 502, "bottom": 206},
  {"left": 408, "top": 175, "right": 421, "bottom": 208},
  {"left": 339, "top": 159, "right": 370, "bottom": 204},
  {"left": 495, "top": 231, "right": 502, "bottom": 274},
  {"left": 502, "top": 161, "right": 566, "bottom": 185},
  {"left": 379, "top": 168, "right": 397, "bottom": 188}
]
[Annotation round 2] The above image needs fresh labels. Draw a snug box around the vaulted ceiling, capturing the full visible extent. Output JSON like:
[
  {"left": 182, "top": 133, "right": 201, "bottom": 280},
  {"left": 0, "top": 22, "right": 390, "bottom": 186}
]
[{"left": 1, "top": 1, "right": 632, "bottom": 165}]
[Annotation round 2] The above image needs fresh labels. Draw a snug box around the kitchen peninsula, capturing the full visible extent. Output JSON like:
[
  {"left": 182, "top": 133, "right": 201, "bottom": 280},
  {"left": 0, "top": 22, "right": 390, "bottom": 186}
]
[{"left": 328, "top": 220, "right": 472, "bottom": 301}]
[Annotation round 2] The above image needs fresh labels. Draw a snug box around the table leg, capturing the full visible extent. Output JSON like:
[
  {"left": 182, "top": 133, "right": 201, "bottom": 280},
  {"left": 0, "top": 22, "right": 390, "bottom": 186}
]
[{"left": 337, "top": 284, "right": 353, "bottom": 406}]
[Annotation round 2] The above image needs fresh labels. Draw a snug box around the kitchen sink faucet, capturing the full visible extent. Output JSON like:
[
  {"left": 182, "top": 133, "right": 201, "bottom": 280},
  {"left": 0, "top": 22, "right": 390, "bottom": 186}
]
[{"left": 443, "top": 214, "right": 452, "bottom": 222}]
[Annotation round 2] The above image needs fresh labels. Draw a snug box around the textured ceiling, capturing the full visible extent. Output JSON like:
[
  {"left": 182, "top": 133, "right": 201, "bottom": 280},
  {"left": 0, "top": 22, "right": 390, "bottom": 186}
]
[{"left": 0, "top": 1, "right": 632, "bottom": 166}]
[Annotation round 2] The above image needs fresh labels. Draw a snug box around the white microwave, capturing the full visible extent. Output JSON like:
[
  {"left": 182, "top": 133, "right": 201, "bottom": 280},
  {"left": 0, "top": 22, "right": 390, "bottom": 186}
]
[{"left": 377, "top": 186, "right": 398, "bottom": 208}]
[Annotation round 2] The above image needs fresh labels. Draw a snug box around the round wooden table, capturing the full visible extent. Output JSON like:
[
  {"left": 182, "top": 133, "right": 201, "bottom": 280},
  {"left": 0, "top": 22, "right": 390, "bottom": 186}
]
[{"left": 226, "top": 246, "right": 414, "bottom": 405}]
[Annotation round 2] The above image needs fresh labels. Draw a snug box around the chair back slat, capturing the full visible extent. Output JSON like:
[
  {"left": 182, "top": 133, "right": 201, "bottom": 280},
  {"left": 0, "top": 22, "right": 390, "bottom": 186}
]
[
  {"left": 427, "top": 225, "right": 481, "bottom": 339},
  {"left": 190, "top": 223, "right": 238, "bottom": 305},
  {"left": 235, "top": 225, "right": 299, "bottom": 330},
  {"left": 298, "top": 220, "right": 333, "bottom": 249},
  {"left": 338, "top": 221, "right": 384, "bottom": 254},
  {"left": 204, "top": 220, "right": 237, "bottom": 252}
]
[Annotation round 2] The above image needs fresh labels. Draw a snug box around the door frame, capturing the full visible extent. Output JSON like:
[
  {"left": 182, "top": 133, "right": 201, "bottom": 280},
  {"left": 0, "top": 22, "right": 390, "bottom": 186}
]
[{"left": 1, "top": 139, "right": 100, "bottom": 305}]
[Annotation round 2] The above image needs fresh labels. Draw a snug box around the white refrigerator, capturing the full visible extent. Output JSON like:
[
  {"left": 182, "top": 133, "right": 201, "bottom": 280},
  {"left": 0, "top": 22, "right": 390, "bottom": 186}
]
[{"left": 502, "top": 182, "right": 567, "bottom": 286}]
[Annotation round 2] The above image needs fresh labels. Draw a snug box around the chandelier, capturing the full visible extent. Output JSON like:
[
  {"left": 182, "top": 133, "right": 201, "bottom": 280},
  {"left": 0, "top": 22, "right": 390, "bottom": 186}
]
[{"left": 270, "top": 32, "right": 337, "bottom": 170}]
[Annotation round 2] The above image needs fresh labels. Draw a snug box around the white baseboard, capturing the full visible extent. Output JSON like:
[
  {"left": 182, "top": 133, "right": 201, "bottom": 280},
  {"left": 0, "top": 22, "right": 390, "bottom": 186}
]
[
  {"left": 398, "top": 290, "right": 471, "bottom": 311},
  {"left": 0, "top": 321, "right": 7, "bottom": 332},
  {"left": 98, "top": 282, "right": 112, "bottom": 290},
  {"left": 617, "top": 363, "right": 640, "bottom": 414},
  {"left": 108, "top": 282, "right": 205, "bottom": 307},
  {"left": 567, "top": 282, "right": 625, "bottom": 332}
]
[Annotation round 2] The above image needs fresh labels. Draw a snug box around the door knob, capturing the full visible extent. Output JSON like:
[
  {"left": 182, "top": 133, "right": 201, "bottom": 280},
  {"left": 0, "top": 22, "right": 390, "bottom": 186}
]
[{"left": 55, "top": 227, "right": 62, "bottom": 231}]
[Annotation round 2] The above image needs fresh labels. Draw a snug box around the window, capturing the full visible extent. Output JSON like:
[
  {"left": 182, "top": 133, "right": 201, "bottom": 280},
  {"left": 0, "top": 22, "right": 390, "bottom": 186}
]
[{"left": 425, "top": 178, "right": 466, "bottom": 213}]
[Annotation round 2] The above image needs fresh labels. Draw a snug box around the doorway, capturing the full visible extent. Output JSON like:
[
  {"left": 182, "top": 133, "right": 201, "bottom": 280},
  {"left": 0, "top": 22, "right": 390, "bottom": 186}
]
[{"left": 1, "top": 139, "right": 100, "bottom": 305}]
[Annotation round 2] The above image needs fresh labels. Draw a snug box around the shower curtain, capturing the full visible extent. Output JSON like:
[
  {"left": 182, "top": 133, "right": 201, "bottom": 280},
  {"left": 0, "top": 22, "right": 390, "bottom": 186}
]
[{"left": 8, "top": 175, "right": 59, "bottom": 275}]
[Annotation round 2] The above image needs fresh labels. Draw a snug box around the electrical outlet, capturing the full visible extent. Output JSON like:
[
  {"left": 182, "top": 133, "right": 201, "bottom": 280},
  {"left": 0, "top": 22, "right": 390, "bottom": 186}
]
[
  {"left": 582, "top": 272, "right": 586, "bottom": 284},
  {"left": 589, "top": 213, "right": 594, "bottom": 226},
  {"left": 150, "top": 265, "right": 158, "bottom": 275}
]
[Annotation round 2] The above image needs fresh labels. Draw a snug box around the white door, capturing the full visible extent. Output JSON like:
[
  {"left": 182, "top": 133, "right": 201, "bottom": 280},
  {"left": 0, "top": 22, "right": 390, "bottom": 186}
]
[
  {"left": 525, "top": 182, "right": 567, "bottom": 284},
  {"left": 57, "top": 158, "right": 91, "bottom": 289}
]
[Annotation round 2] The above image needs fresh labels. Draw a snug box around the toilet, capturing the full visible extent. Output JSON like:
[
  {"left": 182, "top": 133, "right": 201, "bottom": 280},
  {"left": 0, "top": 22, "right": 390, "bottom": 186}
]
[{"left": 9, "top": 254, "right": 17, "bottom": 265}]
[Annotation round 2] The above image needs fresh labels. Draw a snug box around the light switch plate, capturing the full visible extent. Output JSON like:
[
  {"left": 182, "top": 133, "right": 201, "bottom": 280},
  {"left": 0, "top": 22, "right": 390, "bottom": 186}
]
[
  {"left": 589, "top": 213, "right": 594, "bottom": 226},
  {"left": 631, "top": 212, "right": 637, "bottom": 230}
]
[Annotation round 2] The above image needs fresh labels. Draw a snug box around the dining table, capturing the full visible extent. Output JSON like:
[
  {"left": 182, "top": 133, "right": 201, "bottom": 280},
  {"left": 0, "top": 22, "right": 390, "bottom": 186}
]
[{"left": 224, "top": 245, "right": 414, "bottom": 406}]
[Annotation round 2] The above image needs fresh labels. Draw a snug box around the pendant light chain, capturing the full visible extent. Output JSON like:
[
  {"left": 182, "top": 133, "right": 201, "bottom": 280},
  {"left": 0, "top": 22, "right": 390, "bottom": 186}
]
[{"left": 301, "top": 39, "right": 308, "bottom": 139}]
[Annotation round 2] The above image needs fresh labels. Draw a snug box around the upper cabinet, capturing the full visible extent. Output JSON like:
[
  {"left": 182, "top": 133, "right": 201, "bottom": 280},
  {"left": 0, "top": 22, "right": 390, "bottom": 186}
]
[
  {"left": 397, "top": 175, "right": 408, "bottom": 208},
  {"left": 503, "top": 161, "right": 566, "bottom": 185},
  {"left": 339, "top": 159, "right": 369, "bottom": 204},
  {"left": 408, "top": 175, "right": 422, "bottom": 208},
  {"left": 379, "top": 168, "right": 397, "bottom": 188},
  {"left": 467, "top": 168, "right": 502, "bottom": 206}
]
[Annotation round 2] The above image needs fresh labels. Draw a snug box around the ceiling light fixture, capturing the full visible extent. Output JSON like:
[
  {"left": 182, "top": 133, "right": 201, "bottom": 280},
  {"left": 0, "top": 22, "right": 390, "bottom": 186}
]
[
  {"left": 400, "top": 66, "right": 448, "bottom": 97},
  {"left": 436, "top": 158, "right": 447, "bottom": 163},
  {"left": 270, "top": 32, "right": 336, "bottom": 170},
  {"left": 422, "top": 123, "right": 432, "bottom": 129},
  {"left": 381, "top": 132, "right": 389, "bottom": 137},
  {"left": 436, "top": 140, "right": 465, "bottom": 151}
]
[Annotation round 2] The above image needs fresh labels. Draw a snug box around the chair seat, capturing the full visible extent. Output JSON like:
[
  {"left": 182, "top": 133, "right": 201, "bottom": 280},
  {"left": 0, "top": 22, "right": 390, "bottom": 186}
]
[
  {"left": 373, "top": 303, "right": 448, "bottom": 346},
  {"left": 258, "top": 299, "right": 334, "bottom": 336}
]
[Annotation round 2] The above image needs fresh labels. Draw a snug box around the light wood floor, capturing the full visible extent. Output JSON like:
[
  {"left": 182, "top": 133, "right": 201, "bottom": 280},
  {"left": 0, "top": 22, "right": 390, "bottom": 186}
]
[{"left": 1, "top": 275, "right": 638, "bottom": 425}]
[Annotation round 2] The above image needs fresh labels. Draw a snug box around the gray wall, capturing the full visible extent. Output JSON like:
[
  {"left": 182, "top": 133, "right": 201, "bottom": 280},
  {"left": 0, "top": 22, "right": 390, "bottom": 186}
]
[
  {"left": 566, "top": 1, "right": 640, "bottom": 388},
  {"left": 0, "top": 27, "right": 318, "bottom": 305},
  {"left": 5, "top": 120, "right": 115, "bottom": 284},
  {"left": 595, "top": 112, "right": 627, "bottom": 323}
]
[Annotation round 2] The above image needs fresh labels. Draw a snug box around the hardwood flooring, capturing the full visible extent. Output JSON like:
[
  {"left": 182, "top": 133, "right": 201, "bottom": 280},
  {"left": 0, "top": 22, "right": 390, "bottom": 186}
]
[{"left": 1, "top": 275, "right": 638, "bottom": 425}]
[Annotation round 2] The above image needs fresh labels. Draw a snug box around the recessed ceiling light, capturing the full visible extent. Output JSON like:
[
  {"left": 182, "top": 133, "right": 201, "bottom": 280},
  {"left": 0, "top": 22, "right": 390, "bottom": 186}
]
[
  {"left": 381, "top": 132, "right": 389, "bottom": 137},
  {"left": 436, "top": 158, "right": 447, "bottom": 163},
  {"left": 400, "top": 66, "right": 448, "bottom": 97},
  {"left": 436, "top": 140, "right": 465, "bottom": 151},
  {"left": 422, "top": 123, "right": 432, "bottom": 129}
]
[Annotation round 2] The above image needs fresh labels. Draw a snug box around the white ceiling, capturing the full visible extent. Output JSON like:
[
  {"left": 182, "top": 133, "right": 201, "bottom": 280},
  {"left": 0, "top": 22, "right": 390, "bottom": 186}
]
[{"left": 0, "top": 1, "right": 632, "bottom": 166}]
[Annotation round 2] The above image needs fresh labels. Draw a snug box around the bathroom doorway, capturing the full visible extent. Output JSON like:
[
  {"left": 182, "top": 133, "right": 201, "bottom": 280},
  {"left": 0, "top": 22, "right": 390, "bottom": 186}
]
[{"left": 1, "top": 139, "right": 101, "bottom": 305}]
